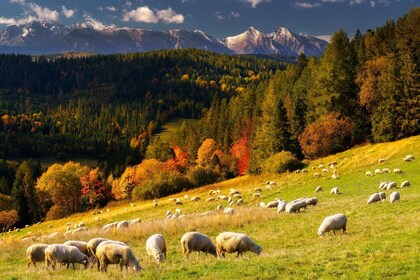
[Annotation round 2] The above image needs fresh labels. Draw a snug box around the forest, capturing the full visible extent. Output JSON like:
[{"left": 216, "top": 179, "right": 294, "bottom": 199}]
[{"left": 0, "top": 8, "right": 418, "bottom": 228}]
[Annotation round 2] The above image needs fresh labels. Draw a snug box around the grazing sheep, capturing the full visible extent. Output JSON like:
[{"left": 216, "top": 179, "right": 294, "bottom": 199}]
[
  {"left": 322, "top": 168, "right": 329, "bottom": 173},
  {"left": 386, "top": 181, "right": 397, "bottom": 190},
  {"left": 305, "top": 197, "right": 318, "bottom": 207},
  {"left": 184, "top": 195, "right": 189, "bottom": 200},
  {"left": 367, "top": 193, "right": 381, "bottom": 204},
  {"left": 116, "top": 221, "right": 129, "bottom": 231},
  {"left": 313, "top": 172, "right": 321, "bottom": 178},
  {"left": 229, "top": 189, "right": 240, "bottom": 195},
  {"left": 96, "top": 242, "right": 141, "bottom": 272},
  {"left": 390, "top": 191, "right": 400, "bottom": 203},
  {"left": 175, "top": 198, "right": 183, "bottom": 205},
  {"left": 153, "top": 200, "right": 158, "bottom": 208},
  {"left": 180, "top": 232, "right": 217, "bottom": 260},
  {"left": 254, "top": 188, "right": 262, "bottom": 193},
  {"left": 216, "top": 232, "right": 262, "bottom": 258},
  {"left": 378, "top": 192, "right": 386, "bottom": 201},
  {"left": 175, "top": 208, "right": 182, "bottom": 214},
  {"left": 102, "top": 222, "right": 118, "bottom": 232},
  {"left": 201, "top": 211, "right": 213, "bottom": 216},
  {"left": 223, "top": 207, "right": 235, "bottom": 215},
  {"left": 218, "top": 195, "right": 228, "bottom": 200},
  {"left": 165, "top": 210, "right": 172, "bottom": 217},
  {"left": 378, "top": 158, "right": 386, "bottom": 163},
  {"left": 331, "top": 171, "right": 339, "bottom": 179},
  {"left": 400, "top": 180, "right": 410, "bottom": 188},
  {"left": 45, "top": 244, "right": 89, "bottom": 270},
  {"left": 206, "top": 197, "right": 216, "bottom": 202},
  {"left": 237, "top": 199, "right": 244, "bottom": 205},
  {"left": 26, "top": 244, "right": 49, "bottom": 268},
  {"left": 277, "top": 201, "right": 287, "bottom": 213},
  {"left": 265, "top": 200, "right": 279, "bottom": 208},
  {"left": 318, "top": 214, "right": 347, "bottom": 237},
  {"left": 379, "top": 182, "right": 388, "bottom": 190},
  {"left": 168, "top": 198, "right": 176, "bottom": 202},
  {"left": 330, "top": 187, "right": 340, "bottom": 195},
  {"left": 315, "top": 186, "right": 323, "bottom": 193},
  {"left": 393, "top": 168, "right": 403, "bottom": 174},
  {"left": 63, "top": 241, "right": 89, "bottom": 256},
  {"left": 87, "top": 238, "right": 109, "bottom": 263},
  {"left": 374, "top": 169, "right": 383, "bottom": 174},
  {"left": 229, "top": 201, "right": 236, "bottom": 207},
  {"left": 301, "top": 169, "right": 308, "bottom": 173},
  {"left": 216, "top": 204, "right": 223, "bottom": 211},
  {"left": 365, "top": 171, "right": 373, "bottom": 176},
  {"left": 265, "top": 185, "right": 273, "bottom": 190},
  {"left": 233, "top": 194, "right": 242, "bottom": 199},
  {"left": 254, "top": 192, "right": 262, "bottom": 198},
  {"left": 191, "top": 196, "right": 201, "bottom": 201},
  {"left": 382, "top": 168, "right": 390, "bottom": 173},
  {"left": 130, "top": 218, "right": 141, "bottom": 225},
  {"left": 285, "top": 200, "right": 306, "bottom": 214},
  {"left": 266, "top": 181, "right": 277, "bottom": 185},
  {"left": 146, "top": 234, "right": 167, "bottom": 264}
]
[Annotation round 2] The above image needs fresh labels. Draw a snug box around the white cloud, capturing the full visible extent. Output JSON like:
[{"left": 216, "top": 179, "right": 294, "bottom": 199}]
[
  {"left": 0, "top": 16, "right": 18, "bottom": 25},
  {"left": 231, "top": 11, "right": 241, "bottom": 18},
  {"left": 83, "top": 14, "right": 116, "bottom": 30},
  {"left": 322, "top": 0, "right": 344, "bottom": 2},
  {"left": 292, "top": 2, "right": 322, "bottom": 8},
  {"left": 26, "top": 3, "right": 59, "bottom": 21},
  {"left": 62, "top": 6, "right": 76, "bottom": 18},
  {"left": 10, "top": 0, "right": 25, "bottom": 4},
  {"left": 156, "top": 7, "right": 184, "bottom": 24},
  {"left": 123, "top": 6, "right": 185, "bottom": 24},
  {"left": 240, "top": 0, "right": 271, "bottom": 8},
  {"left": 123, "top": 6, "right": 158, "bottom": 23},
  {"left": 106, "top": 6, "right": 117, "bottom": 12}
]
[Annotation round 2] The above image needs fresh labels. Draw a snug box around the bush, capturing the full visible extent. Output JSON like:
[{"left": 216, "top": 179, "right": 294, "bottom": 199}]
[
  {"left": 262, "top": 151, "right": 304, "bottom": 174},
  {"left": 46, "top": 204, "right": 70, "bottom": 220},
  {"left": 298, "top": 113, "right": 353, "bottom": 159},
  {"left": 132, "top": 171, "right": 193, "bottom": 200},
  {"left": 187, "top": 166, "right": 221, "bottom": 186},
  {"left": 0, "top": 210, "right": 18, "bottom": 231}
]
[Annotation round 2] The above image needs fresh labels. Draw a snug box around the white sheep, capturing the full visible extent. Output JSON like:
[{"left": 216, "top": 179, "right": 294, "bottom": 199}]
[
  {"left": 175, "top": 198, "right": 183, "bottom": 205},
  {"left": 386, "top": 181, "right": 397, "bottom": 190},
  {"left": 184, "top": 195, "right": 189, "bottom": 200},
  {"left": 313, "top": 172, "right": 321, "bottom": 178},
  {"left": 87, "top": 237, "right": 109, "bottom": 264},
  {"left": 48, "top": 232, "right": 59, "bottom": 239},
  {"left": 330, "top": 187, "right": 340, "bottom": 195},
  {"left": 365, "top": 171, "right": 373, "bottom": 176},
  {"left": 265, "top": 185, "right": 273, "bottom": 190},
  {"left": 216, "top": 232, "right": 262, "bottom": 258},
  {"left": 379, "top": 182, "right": 388, "bottom": 190},
  {"left": 254, "top": 193, "right": 262, "bottom": 198},
  {"left": 277, "top": 201, "right": 287, "bottom": 213},
  {"left": 318, "top": 214, "right": 347, "bottom": 237},
  {"left": 206, "top": 197, "right": 216, "bottom": 202},
  {"left": 45, "top": 244, "right": 89, "bottom": 270},
  {"left": 216, "top": 204, "right": 223, "bottom": 211},
  {"left": 301, "top": 169, "right": 308, "bottom": 173},
  {"left": 175, "top": 208, "right": 182, "bottom": 214},
  {"left": 285, "top": 200, "right": 306, "bottom": 213},
  {"left": 229, "top": 189, "right": 240, "bottom": 195},
  {"left": 265, "top": 200, "right": 279, "bottom": 208},
  {"left": 400, "top": 180, "right": 410, "bottom": 188},
  {"left": 378, "top": 158, "right": 386, "bottom": 163},
  {"left": 305, "top": 197, "right": 318, "bottom": 207},
  {"left": 237, "top": 199, "right": 244, "bottom": 205},
  {"left": 96, "top": 242, "right": 141, "bottom": 272},
  {"left": 374, "top": 169, "right": 383, "bottom": 174},
  {"left": 63, "top": 240, "right": 89, "bottom": 257},
  {"left": 382, "top": 168, "right": 390, "bottom": 173},
  {"left": 254, "top": 188, "right": 262, "bottom": 193},
  {"left": 378, "top": 192, "right": 386, "bottom": 201},
  {"left": 389, "top": 191, "right": 400, "bottom": 203},
  {"left": 26, "top": 244, "right": 49, "bottom": 268},
  {"left": 116, "top": 221, "right": 129, "bottom": 231},
  {"left": 102, "top": 222, "right": 118, "bottom": 232},
  {"left": 153, "top": 200, "right": 158, "bottom": 208},
  {"left": 393, "top": 168, "right": 403, "bottom": 174},
  {"left": 223, "top": 207, "right": 235, "bottom": 215},
  {"left": 367, "top": 193, "right": 381, "bottom": 204},
  {"left": 229, "top": 201, "right": 236, "bottom": 207},
  {"left": 180, "top": 232, "right": 217, "bottom": 260},
  {"left": 315, "top": 186, "right": 323, "bottom": 193},
  {"left": 130, "top": 218, "right": 141, "bottom": 225},
  {"left": 191, "top": 196, "right": 201, "bottom": 201},
  {"left": 146, "top": 234, "right": 167, "bottom": 264}
]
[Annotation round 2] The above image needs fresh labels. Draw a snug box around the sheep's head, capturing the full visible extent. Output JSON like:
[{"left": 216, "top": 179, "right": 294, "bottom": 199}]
[
  {"left": 155, "top": 253, "right": 164, "bottom": 263},
  {"left": 318, "top": 231, "right": 324, "bottom": 237},
  {"left": 132, "top": 264, "right": 142, "bottom": 272},
  {"left": 254, "top": 246, "right": 263, "bottom": 255},
  {"left": 83, "top": 257, "right": 90, "bottom": 269}
]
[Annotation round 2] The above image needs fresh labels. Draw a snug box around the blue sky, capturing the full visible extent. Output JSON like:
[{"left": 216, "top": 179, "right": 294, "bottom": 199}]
[{"left": 0, "top": 0, "right": 418, "bottom": 39}]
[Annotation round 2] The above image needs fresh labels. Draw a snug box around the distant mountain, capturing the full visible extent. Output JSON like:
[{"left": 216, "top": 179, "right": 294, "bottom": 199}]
[
  {"left": 0, "top": 20, "right": 327, "bottom": 56},
  {"left": 221, "top": 26, "right": 327, "bottom": 57}
]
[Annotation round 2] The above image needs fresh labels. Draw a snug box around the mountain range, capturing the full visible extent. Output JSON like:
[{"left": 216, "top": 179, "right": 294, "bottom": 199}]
[{"left": 0, "top": 20, "right": 327, "bottom": 57}]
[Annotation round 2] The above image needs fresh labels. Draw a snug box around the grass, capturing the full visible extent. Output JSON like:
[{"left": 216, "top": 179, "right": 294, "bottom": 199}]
[
  {"left": 1, "top": 136, "right": 419, "bottom": 279},
  {"left": 154, "top": 118, "right": 198, "bottom": 145}
]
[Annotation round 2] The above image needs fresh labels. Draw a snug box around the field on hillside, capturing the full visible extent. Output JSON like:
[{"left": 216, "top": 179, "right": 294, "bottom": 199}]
[
  {"left": 154, "top": 118, "right": 198, "bottom": 144},
  {"left": 1, "top": 136, "right": 419, "bottom": 279}
]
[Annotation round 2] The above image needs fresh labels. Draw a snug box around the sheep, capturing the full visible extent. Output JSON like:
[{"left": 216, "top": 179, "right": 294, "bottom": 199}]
[
  {"left": 102, "top": 222, "right": 118, "bottom": 232},
  {"left": 223, "top": 207, "right": 235, "bottom": 215},
  {"left": 87, "top": 238, "right": 109, "bottom": 263},
  {"left": 216, "top": 232, "right": 262, "bottom": 258},
  {"left": 146, "top": 234, "right": 167, "bottom": 264},
  {"left": 233, "top": 194, "right": 242, "bottom": 199},
  {"left": 365, "top": 171, "right": 373, "bottom": 176},
  {"left": 216, "top": 204, "right": 223, "bottom": 211},
  {"left": 315, "top": 186, "right": 323, "bottom": 193},
  {"left": 254, "top": 193, "right": 262, "bottom": 198},
  {"left": 206, "top": 197, "right": 216, "bottom": 202},
  {"left": 191, "top": 196, "right": 201, "bottom": 201},
  {"left": 153, "top": 200, "right": 158, "bottom": 208},
  {"left": 400, "top": 180, "right": 410, "bottom": 188},
  {"left": 48, "top": 232, "right": 59, "bottom": 239},
  {"left": 130, "top": 218, "right": 141, "bottom": 225},
  {"left": 218, "top": 195, "right": 228, "bottom": 200},
  {"left": 237, "top": 199, "right": 244, "bottom": 205},
  {"left": 180, "top": 232, "right": 217, "bottom": 260},
  {"left": 322, "top": 168, "right": 329, "bottom": 173},
  {"left": 313, "top": 172, "right": 321, "bottom": 178},
  {"left": 96, "top": 242, "right": 141, "bottom": 272},
  {"left": 285, "top": 201, "right": 305, "bottom": 214},
  {"left": 378, "top": 191, "right": 386, "bottom": 200},
  {"left": 301, "top": 169, "right": 308, "bottom": 173},
  {"left": 116, "top": 221, "right": 129, "bottom": 231},
  {"left": 63, "top": 240, "right": 89, "bottom": 256},
  {"left": 175, "top": 198, "right": 183, "bottom": 205},
  {"left": 265, "top": 185, "right": 273, "bottom": 190},
  {"left": 229, "top": 189, "right": 240, "bottom": 195},
  {"left": 201, "top": 211, "right": 213, "bottom": 216},
  {"left": 386, "top": 181, "right": 397, "bottom": 190},
  {"left": 382, "top": 168, "right": 390, "bottom": 173},
  {"left": 405, "top": 155, "right": 414, "bottom": 160},
  {"left": 367, "top": 193, "right": 381, "bottom": 204},
  {"left": 390, "top": 191, "right": 400, "bottom": 203},
  {"left": 78, "top": 222, "right": 86, "bottom": 228},
  {"left": 331, "top": 171, "right": 340, "bottom": 179},
  {"left": 318, "top": 214, "right": 347, "bottom": 237},
  {"left": 184, "top": 195, "right": 189, "bottom": 200},
  {"left": 72, "top": 227, "right": 88, "bottom": 236},
  {"left": 254, "top": 188, "right": 262, "bottom": 193},
  {"left": 265, "top": 200, "right": 279, "bottom": 208},
  {"left": 378, "top": 158, "right": 386, "bottom": 163},
  {"left": 277, "top": 201, "right": 287, "bottom": 213},
  {"left": 165, "top": 210, "right": 172, "bottom": 217},
  {"left": 168, "top": 198, "right": 176, "bottom": 202},
  {"left": 266, "top": 181, "right": 277, "bottom": 185},
  {"left": 374, "top": 169, "right": 383, "bottom": 174},
  {"left": 229, "top": 201, "right": 236, "bottom": 207},
  {"left": 393, "top": 168, "right": 403, "bottom": 174},
  {"left": 175, "top": 208, "right": 182, "bottom": 214},
  {"left": 305, "top": 197, "right": 318, "bottom": 207},
  {"left": 330, "top": 187, "right": 340, "bottom": 195},
  {"left": 65, "top": 222, "right": 72, "bottom": 226},
  {"left": 379, "top": 182, "right": 388, "bottom": 190},
  {"left": 45, "top": 244, "right": 89, "bottom": 270},
  {"left": 26, "top": 244, "right": 49, "bottom": 268}
]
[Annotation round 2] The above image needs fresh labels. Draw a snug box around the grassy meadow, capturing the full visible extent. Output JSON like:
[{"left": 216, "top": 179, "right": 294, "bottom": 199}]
[{"left": 0, "top": 136, "right": 419, "bottom": 279}]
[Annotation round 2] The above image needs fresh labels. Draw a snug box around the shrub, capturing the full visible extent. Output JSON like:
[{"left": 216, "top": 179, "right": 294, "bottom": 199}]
[
  {"left": 262, "top": 151, "right": 304, "bottom": 174},
  {"left": 0, "top": 210, "right": 18, "bottom": 231},
  {"left": 298, "top": 113, "right": 353, "bottom": 159},
  {"left": 132, "top": 171, "right": 193, "bottom": 200},
  {"left": 187, "top": 166, "right": 221, "bottom": 186}
]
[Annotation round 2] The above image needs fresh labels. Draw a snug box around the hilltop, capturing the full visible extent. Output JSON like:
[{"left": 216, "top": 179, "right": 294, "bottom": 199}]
[{"left": 0, "top": 135, "right": 418, "bottom": 279}]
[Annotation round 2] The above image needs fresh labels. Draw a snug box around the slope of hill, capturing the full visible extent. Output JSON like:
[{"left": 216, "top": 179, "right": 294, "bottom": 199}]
[{"left": 0, "top": 136, "right": 418, "bottom": 279}]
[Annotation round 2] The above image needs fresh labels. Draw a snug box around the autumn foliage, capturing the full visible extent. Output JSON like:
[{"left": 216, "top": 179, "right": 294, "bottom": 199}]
[
  {"left": 80, "top": 168, "right": 114, "bottom": 209},
  {"left": 230, "top": 137, "right": 251, "bottom": 175},
  {"left": 0, "top": 210, "right": 18, "bottom": 231},
  {"left": 298, "top": 114, "right": 354, "bottom": 159}
]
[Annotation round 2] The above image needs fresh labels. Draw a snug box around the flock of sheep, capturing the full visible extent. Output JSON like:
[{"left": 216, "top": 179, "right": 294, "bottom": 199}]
[
  {"left": 21, "top": 154, "right": 414, "bottom": 274},
  {"left": 26, "top": 231, "right": 263, "bottom": 273}
]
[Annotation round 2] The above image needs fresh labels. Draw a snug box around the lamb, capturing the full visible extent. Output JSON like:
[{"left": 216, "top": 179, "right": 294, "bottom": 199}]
[
  {"left": 63, "top": 240, "right": 89, "bottom": 256},
  {"left": 96, "top": 242, "right": 141, "bottom": 272},
  {"left": 216, "top": 232, "right": 262, "bottom": 258},
  {"left": 180, "top": 232, "right": 217, "bottom": 260},
  {"left": 367, "top": 193, "right": 381, "bottom": 204},
  {"left": 305, "top": 197, "right": 318, "bottom": 207},
  {"left": 318, "top": 214, "right": 347, "bottom": 237},
  {"left": 146, "top": 234, "right": 167, "bottom": 264},
  {"left": 315, "top": 186, "right": 323, "bottom": 193},
  {"left": 26, "top": 244, "right": 49, "bottom": 268},
  {"left": 386, "top": 181, "right": 397, "bottom": 190},
  {"left": 389, "top": 191, "right": 400, "bottom": 203},
  {"left": 400, "top": 180, "right": 410, "bottom": 188},
  {"left": 330, "top": 187, "right": 340, "bottom": 195},
  {"left": 45, "top": 244, "right": 89, "bottom": 270}
]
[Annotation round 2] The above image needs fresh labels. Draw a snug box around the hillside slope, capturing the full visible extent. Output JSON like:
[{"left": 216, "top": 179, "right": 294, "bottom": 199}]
[{"left": 0, "top": 136, "right": 419, "bottom": 279}]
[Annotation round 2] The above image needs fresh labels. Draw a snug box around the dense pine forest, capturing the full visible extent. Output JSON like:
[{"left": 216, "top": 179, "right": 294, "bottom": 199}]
[{"left": 0, "top": 8, "right": 418, "bottom": 227}]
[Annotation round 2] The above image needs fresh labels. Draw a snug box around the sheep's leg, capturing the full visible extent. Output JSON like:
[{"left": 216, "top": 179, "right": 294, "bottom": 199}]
[
  {"left": 72, "top": 263, "right": 76, "bottom": 270},
  {"left": 333, "top": 230, "right": 336, "bottom": 235},
  {"left": 196, "top": 251, "right": 200, "bottom": 260}
]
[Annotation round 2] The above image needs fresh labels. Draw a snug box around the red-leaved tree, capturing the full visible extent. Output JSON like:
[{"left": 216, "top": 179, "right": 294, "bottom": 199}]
[
  {"left": 230, "top": 137, "right": 251, "bottom": 175},
  {"left": 80, "top": 168, "right": 114, "bottom": 209}
]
